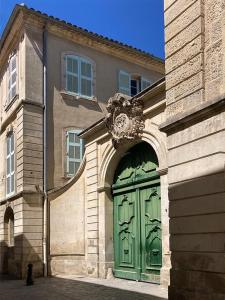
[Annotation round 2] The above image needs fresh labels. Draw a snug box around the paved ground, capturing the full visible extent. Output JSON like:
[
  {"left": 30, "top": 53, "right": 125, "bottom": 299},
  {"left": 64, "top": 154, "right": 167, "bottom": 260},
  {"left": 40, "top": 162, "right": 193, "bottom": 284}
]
[{"left": 0, "top": 275, "right": 168, "bottom": 300}]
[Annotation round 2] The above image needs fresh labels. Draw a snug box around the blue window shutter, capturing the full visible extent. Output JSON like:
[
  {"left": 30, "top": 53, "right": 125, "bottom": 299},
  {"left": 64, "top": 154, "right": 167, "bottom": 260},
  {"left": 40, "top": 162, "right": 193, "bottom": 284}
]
[
  {"left": 80, "top": 59, "right": 93, "bottom": 98},
  {"left": 141, "top": 78, "right": 151, "bottom": 91},
  {"left": 66, "top": 55, "right": 79, "bottom": 94},
  {"left": 66, "top": 129, "right": 84, "bottom": 176},
  {"left": 119, "top": 70, "right": 131, "bottom": 96},
  {"left": 8, "top": 54, "right": 17, "bottom": 102}
]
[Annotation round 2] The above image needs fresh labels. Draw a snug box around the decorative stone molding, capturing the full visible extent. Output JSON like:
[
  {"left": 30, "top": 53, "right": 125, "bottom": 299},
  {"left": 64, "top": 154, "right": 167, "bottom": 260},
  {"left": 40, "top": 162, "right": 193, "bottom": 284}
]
[
  {"left": 6, "top": 124, "right": 14, "bottom": 136},
  {"left": 156, "top": 167, "right": 168, "bottom": 176},
  {"left": 105, "top": 93, "right": 145, "bottom": 148}
]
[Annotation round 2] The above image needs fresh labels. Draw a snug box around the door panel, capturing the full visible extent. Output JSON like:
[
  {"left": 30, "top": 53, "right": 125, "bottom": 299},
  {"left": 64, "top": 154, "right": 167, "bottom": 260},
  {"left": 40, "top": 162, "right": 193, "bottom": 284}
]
[
  {"left": 140, "top": 184, "right": 162, "bottom": 282},
  {"left": 113, "top": 142, "right": 162, "bottom": 283},
  {"left": 114, "top": 190, "right": 139, "bottom": 280}
]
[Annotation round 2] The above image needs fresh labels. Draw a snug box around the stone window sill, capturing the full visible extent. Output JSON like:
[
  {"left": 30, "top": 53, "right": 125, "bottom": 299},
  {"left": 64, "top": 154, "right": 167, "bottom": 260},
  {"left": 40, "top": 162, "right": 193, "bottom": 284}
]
[
  {"left": 63, "top": 174, "right": 73, "bottom": 179},
  {"left": 60, "top": 91, "right": 97, "bottom": 102},
  {"left": 4, "top": 94, "right": 19, "bottom": 112}
]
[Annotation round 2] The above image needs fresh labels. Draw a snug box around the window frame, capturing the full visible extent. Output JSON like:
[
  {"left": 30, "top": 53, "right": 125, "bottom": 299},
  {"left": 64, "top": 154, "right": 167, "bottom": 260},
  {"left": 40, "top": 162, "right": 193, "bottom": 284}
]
[
  {"left": 7, "top": 53, "right": 17, "bottom": 104},
  {"left": 6, "top": 132, "right": 15, "bottom": 197},
  {"left": 118, "top": 70, "right": 151, "bottom": 96},
  {"left": 64, "top": 54, "right": 94, "bottom": 100},
  {"left": 66, "top": 129, "right": 84, "bottom": 177}
]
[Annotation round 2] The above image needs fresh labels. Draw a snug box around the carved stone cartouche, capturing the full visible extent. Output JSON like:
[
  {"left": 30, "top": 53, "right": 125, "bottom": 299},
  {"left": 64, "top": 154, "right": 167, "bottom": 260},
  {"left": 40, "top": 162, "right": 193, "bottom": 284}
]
[{"left": 105, "top": 93, "right": 144, "bottom": 147}]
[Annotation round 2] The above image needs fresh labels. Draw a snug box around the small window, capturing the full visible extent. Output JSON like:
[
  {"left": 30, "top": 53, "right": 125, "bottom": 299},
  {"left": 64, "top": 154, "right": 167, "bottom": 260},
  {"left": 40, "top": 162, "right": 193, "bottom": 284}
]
[
  {"left": 118, "top": 70, "right": 151, "bottom": 96},
  {"left": 131, "top": 79, "right": 140, "bottom": 97},
  {"left": 65, "top": 55, "right": 93, "bottom": 98},
  {"left": 8, "top": 54, "right": 17, "bottom": 102},
  {"left": 66, "top": 130, "right": 84, "bottom": 176},
  {"left": 6, "top": 133, "right": 15, "bottom": 196}
]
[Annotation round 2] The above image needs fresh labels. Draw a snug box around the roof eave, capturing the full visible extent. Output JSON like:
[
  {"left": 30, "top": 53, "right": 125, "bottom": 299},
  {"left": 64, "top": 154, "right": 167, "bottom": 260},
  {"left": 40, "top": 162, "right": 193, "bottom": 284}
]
[
  {"left": 1, "top": 4, "right": 164, "bottom": 68},
  {"left": 0, "top": 4, "right": 21, "bottom": 52}
]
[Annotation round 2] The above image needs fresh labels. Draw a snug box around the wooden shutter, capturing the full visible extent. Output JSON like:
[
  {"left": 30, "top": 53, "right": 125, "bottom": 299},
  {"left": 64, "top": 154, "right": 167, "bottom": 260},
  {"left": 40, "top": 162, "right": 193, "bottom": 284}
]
[
  {"left": 66, "top": 55, "right": 79, "bottom": 94},
  {"left": 6, "top": 133, "right": 15, "bottom": 196},
  {"left": 66, "top": 130, "right": 83, "bottom": 176},
  {"left": 141, "top": 78, "right": 151, "bottom": 91},
  {"left": 119, "top": 70, "right": 131, "bottom": 95},
  {"left": 80, "top": 59, "right": 93, "bottom": 98},
  {"left": 8, "top": 54, "right": 17, "bottom": 102}
]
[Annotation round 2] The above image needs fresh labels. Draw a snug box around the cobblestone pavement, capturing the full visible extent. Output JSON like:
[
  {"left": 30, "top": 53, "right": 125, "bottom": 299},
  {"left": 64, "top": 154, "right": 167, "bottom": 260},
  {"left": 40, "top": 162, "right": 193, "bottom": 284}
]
[{"left": 0, "top": 275, "right": 168, "bottom": 300}]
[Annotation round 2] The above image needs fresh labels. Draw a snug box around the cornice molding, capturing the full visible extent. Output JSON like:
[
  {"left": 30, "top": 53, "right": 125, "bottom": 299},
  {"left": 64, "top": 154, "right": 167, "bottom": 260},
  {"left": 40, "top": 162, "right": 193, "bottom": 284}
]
[
  {"left": 0, "top": 11, "right": 24, "bottom": 66},
  {"left": 22, "top": 8, "right": 164, "bottom": 70},
  {"left": 49, "top": 25, "right": 164, "bottom": 73},
  {"left": 160, "top": 94, "right": 225, "bottom": 134},
  {"left": 1, "top": 5, "right": 164, "bottom": 74},
  {"left": 0, "top": 99, "right": 44, "bottom": 134},
  {"left": 0, "top": 190, "right": 40, "bottom": 205}
]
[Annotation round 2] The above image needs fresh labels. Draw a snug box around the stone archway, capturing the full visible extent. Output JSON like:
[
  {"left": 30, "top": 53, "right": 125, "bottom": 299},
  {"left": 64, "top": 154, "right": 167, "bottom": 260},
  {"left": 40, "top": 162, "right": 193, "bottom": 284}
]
[
  {"left": 3, "top": 207, "right": 14, "bottom": 274},
  {"left": 112, "top": 141, "right": 162, "bottom": 283},
  {"left": 97, "top": 129, "right": 170, "bottom": 286}
]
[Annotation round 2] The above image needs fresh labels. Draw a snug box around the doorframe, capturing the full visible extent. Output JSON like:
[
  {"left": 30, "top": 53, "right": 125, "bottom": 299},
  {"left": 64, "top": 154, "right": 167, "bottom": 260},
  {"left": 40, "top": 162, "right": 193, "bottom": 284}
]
[
  {"left": 97, "top": 130, "right": 170, "bottom": 286},
  {"left": 112, "top": 164, "right": 162, "bottom": 283}
]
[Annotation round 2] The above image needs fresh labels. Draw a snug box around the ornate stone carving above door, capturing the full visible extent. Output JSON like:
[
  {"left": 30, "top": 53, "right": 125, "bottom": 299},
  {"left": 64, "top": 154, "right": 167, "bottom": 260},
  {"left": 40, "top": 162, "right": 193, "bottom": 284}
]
[{"left": 105, "top": 93, "right": 144, "bottom": 147}]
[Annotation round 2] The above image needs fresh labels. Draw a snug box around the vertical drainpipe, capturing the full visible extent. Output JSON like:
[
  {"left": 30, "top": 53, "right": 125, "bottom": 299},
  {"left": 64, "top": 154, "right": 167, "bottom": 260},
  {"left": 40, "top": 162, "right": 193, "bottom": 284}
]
[{"left": 43, "top": 25, "right": 48, "bottom": 277}]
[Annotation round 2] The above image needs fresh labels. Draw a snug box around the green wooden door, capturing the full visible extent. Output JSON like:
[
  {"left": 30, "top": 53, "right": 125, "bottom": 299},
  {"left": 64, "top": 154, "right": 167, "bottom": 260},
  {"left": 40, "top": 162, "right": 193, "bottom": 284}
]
[{"left": 113, "top": 142, "right": 162, "bottom": 283}]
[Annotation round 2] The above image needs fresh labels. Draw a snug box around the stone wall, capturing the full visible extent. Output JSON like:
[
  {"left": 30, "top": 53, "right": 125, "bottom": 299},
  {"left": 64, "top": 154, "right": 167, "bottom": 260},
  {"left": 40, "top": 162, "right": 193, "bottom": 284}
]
[
  {"left": 85, "top": 142, "right": 99, "bottom": 277},
  {"left": 0, "top": 194, "right": 43, "bottom": 278},
  {"left": 16, "top": 104, "right": 43, "bottom": 192},
  {"left": 49, "top": 172, "right": 86, "bottom": 276},
  {"left": 0, "top": 23, "right": 44, "bottom": 279},
  {"left": 164, "top": 0, "right": 225, "bottom": 298},
  {"left": 48, "top": 84, "right": 170, "bottom": 286},
  {"left": 165, "top": 0, "right": 205, "bottom": 117},
  {"left": 45, "top": 30, "right": 163, "bottom": 190}
]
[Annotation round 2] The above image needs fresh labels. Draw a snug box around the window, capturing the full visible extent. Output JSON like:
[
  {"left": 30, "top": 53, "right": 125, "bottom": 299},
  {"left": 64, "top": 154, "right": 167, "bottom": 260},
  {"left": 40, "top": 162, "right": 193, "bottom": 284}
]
[
  {"left": 6, "top": 133, "right": 15, "bottom": 196},
  {"left": 131, "top": 79, "right": 139, "bottom": 96},
  {"left": 66, "top": 130, "right": 84, "bottom": 176},
  {"left": 65, "top": 55, "right": 93, "bottom": 98},
  {"left": 119, "top": 70, "right": 151, "bottom": 96},
  {"left": 8, "top": 54, "right": 17, "bottom": 102}
]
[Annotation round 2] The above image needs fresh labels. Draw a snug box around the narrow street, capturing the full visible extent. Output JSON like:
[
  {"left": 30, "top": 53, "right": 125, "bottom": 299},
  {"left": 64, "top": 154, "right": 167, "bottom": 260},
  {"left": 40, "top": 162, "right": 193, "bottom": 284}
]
[{"left": 0, "top": 276, "right": 168, "bottom": 300}]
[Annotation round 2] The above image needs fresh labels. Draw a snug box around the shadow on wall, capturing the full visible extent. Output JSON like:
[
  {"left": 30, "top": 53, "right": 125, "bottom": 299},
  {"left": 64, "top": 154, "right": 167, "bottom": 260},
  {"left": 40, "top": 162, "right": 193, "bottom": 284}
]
[
  {"left": 168, "top": 170, "right": 225, "bottom": 299},
  {"left": 0, "top": 234, "right": 43, "bottom": 279}
]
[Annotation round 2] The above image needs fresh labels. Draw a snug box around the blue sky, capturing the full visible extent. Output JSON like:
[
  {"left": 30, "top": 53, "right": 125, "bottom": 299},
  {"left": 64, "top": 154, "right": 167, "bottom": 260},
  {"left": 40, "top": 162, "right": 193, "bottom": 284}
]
[{"left": 0, "top": 0, "right": 164, "bottom": 59}]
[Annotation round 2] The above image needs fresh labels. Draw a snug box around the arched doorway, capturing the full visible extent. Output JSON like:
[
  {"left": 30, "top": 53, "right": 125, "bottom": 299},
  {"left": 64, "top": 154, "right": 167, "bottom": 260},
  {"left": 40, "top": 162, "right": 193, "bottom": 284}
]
[
  {"left": 112, "top": 142, "right": 162, "bottom": 283},
  {"left": 3, "top": 207, "right": 15, "bottom": 274}
]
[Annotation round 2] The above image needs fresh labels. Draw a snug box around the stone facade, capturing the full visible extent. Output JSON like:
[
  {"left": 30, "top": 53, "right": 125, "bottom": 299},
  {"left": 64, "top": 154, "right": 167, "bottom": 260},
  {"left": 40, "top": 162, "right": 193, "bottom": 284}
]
[
  {"left": 0, "top": 5, "right": 164, "bottom": 279},
  {"left": 3, "top": 1, "right": 224, "bottom": 296},
  {"left": 49, "top": 80, "right": 171, "bottom": 286},
  {"left": 163, "top": 0, "right": 225, "bottom": 298}
]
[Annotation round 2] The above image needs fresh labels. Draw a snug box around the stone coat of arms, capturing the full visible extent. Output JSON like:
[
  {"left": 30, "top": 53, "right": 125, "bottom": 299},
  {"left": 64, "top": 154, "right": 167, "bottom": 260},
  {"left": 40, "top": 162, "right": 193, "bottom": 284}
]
[{"left": 105, "top": 93, "right": 145, "bottom": 147}]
